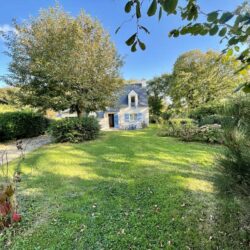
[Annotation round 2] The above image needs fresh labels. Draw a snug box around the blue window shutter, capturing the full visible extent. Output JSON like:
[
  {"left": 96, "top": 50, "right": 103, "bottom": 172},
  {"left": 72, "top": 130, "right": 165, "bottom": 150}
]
[
  {"left": 114, "top": 114, "right": 119, "bottom": 128},
  {"left": 137, "top": 113, "right": 143, "bottom": 121},
  {"left": 97, "top": 111, "right": 104, "bottom": 119},
  {"left": 124, "top": 113, "right": 129, "bottom": 122}
]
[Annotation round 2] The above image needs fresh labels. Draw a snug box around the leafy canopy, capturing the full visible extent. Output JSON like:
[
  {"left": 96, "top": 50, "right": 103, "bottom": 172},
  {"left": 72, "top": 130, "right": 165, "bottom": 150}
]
[
  {"left": 2, "top": 5, "right": 123, "bottom": 116},
  {"left": 147, "top": 74, "right": 171, "bottom": 117},
  {"left": 120, "top": 1, "right": 250, "bottom": 91},
  {"left": 169, "top": 50, "right": 247, "bottom": 110}
]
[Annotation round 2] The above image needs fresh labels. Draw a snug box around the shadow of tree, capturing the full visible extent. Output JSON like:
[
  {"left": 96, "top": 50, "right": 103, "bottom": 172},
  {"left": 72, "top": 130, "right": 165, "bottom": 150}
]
[{"left": 3, "top": 129, "right": 248, "bottom": 249}]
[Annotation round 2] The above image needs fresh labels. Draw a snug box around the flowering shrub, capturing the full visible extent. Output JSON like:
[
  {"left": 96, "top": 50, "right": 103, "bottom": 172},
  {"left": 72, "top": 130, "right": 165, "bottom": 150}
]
[{"left": 0, "top": 183, "right": 21, "bottom": 229}]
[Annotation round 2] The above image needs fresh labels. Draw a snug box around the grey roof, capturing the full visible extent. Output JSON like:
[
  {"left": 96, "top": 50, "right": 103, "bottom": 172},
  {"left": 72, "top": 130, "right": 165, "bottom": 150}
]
[{"left": 118, "top": 83, "right": 148, "bottom": 107}]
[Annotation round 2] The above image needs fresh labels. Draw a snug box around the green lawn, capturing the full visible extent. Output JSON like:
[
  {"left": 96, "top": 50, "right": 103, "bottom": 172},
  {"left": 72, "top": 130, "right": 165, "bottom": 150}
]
[{"left": 1, "top": 127, "right": 249, "bottom": 249}]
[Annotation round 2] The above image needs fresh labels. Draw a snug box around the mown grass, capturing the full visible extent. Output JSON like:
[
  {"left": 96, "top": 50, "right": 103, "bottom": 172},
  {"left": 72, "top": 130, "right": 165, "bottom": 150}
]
[{"left": 1, "top": 127, "right": 249, "bottom": 249}]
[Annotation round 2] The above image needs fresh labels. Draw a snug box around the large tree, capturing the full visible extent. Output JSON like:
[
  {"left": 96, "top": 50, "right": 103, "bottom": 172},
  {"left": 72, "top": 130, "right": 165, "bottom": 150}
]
[
  {"left": 0, "top": 87, "right": 18, "bottom": 105},
  {"left": 169, "top": 50, "right": 246, "bottom": 110},
  {"left": 120, "top": 1, "right": 250, "bottom": 92},
  {"left": 147, "top": 74, "right": 171, "bottom": 118},
  {"left": 2, "top": 6, "right": 123, "bottom": 117}
]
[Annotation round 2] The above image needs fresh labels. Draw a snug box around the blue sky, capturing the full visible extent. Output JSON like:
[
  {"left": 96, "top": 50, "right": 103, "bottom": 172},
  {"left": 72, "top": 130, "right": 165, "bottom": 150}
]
[{"left": 0, "top": 0, "right": 244, "bottom": 86}]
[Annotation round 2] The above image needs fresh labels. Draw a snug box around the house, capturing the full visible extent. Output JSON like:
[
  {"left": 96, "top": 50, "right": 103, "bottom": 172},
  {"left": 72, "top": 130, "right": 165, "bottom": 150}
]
[
  {"left": 95, "top": 83, "right": 149, "bottom": 130},
  {"left": 56, "top": 82, "right": 149, "bottom": 130}
]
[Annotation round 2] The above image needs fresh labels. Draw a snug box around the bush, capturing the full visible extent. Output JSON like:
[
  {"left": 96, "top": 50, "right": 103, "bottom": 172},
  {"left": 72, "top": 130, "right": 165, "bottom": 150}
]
[
  {"left": 158, "top": 118, "right": 196, "bottom": 138},
  {"left": 0, "top": 111, "right": 49, "bottom": 141},
  {"left": 168, "top": 118, "right": 194, "bottom": 126},
  {"left": 189, "top": 102, "right": 224, "bottom": 124},
  {"left": 199, "top": 114, "right": 224, "bottom": 126},
  {"left": 193, "top": 124, "right": 223, "bottom": 143},
  {"left": 149, "top": 115, "right": 159, "bottom": 124},
  {"left": 0, "top": 104, "right": 18, "bottom": 113},
  {"left": 219, "top": 95, "right": 250, "bottom": 185},
  {"left": 161, "top": 111, "right": 172, "bottom": 121},
  {"left": 49, "top": 117, "right": 100, "bottom": 143},
  {"left": 158, "top": 118, "right": 223, "bottom": 144}
]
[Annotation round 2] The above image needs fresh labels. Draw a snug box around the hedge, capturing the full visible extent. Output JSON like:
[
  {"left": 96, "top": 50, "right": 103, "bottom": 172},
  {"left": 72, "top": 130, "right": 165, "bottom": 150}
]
[
  {"left": 0, "top": 111, "right": 49, "bottom": 141},
  {"left": 49, "top": 117, "right": 100, "bottom": 143}
]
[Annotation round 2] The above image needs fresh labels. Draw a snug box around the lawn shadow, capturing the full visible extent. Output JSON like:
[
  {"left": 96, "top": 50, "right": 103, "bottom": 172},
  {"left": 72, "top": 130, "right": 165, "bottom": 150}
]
[{"left": 3, "top": 128, "right": 248, "bottom": 249}]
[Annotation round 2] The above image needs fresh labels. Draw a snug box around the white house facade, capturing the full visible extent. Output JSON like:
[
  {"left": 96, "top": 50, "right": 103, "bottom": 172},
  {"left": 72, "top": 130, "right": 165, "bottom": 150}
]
[
  {"left": 56, "top": 83, "right": 149, "bottom": 130},
  {"left": 96, "top": 83, "right": 149, "bottom": 130}
]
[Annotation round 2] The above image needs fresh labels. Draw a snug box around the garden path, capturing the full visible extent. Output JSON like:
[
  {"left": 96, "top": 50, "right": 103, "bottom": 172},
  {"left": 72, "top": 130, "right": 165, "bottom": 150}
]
[{"left": 0, "top": 135, "right": 51, "bottom": 164}]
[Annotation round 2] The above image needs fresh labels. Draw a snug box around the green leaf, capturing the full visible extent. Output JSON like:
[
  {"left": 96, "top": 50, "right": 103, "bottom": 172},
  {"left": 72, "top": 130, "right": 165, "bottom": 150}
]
[
  {"left": 139, "top": 25, "right": 150, "bottom": 34},
  {"left": 159, "top": 7, "right": 163, "bottom": 21},
  {"left": 162, "top": 0, "right": 178, "bottom": 14},
  {"left": 243, "top": 83, "right": 250, "bottom": 93},
  {"left": 236, "top": 82, "right": 250, "bottom": 93},
  {"left": 136, "top": 2, "right": 141, "bottom": 18},
  {"left": 147, "top": 0, "right": 157, "bottom": 17},
  {"left": 180, "top": 27, "right": 188, "bottom": 35},
  {"left": 209, "top": 25, "right": 219, "bottom": 36},
  {"left": 237, "top": 48, "right": 249, "bottom": 62},
  {"left": 228, "top": 37, "right": 238, "bottom": 46},
  {"left": 138, "top": 40, "right": 146, "bottom": 50},
  {"left": 169, "top": 29, "right": 179, "bottom": 37},
  {"left": 131, "top": 42, "right": 137, "bottom": 52},
  {"left": 199, "top": 27, "right": 208, "bottom": 36},
  {"left": 218, "top": 27, "right": 227, "bottom": 37},
  {"left": 239, "top": 35, "right": 248, "bottom": 43},
  {"left": 115, "top": 26, "right": 121, "bottom": 34},
  {"left": 125, "top": 1, "right": 133, "bottom": 13},
  {"left": 234, "top": 46, "right": 240, "bottom": 52},
  {"left": 207, "top": 11, "right": 219, "bottom": 22},
  {"left": 226, "top": 48, "right": 233, "bottom": 57},
  {"left": 126, "top": 33, "right": 136, "bottom": 46},
  {"left": 219, "top": 12, "right": 234, "bottom": 24}
]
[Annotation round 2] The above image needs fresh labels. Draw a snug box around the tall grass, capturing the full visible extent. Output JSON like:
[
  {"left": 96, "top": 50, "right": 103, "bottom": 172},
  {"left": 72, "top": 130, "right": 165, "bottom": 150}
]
[{"left": 219, "top": 94, "right": 250, "bottom": 187}]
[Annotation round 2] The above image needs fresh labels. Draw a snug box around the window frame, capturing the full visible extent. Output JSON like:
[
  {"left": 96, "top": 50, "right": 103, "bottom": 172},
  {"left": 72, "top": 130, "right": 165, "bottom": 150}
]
[
  {"left": 130, "top": 96, "right": 136, "bottom": 107},
  {"left": 129, "top": 113, "right": 138, "bottom": 122}
]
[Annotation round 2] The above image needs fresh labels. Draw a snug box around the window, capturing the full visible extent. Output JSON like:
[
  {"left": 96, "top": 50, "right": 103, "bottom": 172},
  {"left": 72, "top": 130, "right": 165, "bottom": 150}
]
[
  {"left": 129, "top": 113, "right": 137, "bottom": 121},
  {"left": 131, "top": 96, "right": 136, "bottom": 107}
]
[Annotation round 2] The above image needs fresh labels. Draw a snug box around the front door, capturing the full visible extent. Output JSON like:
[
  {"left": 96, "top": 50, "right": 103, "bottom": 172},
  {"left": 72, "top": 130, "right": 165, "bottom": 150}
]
[{"left": 108, "top": 114, "right": 114, "bottom": 128}]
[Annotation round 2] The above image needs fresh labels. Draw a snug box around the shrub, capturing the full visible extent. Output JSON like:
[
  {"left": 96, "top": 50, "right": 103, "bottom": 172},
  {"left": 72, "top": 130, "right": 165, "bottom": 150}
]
[
  {"left": 49, "top": 117, "right": 100, "bottom": 143},
  {"left": 192, "top": 124, "right": 223, "bottom": 144},
  {"left": 158, "top": 118, "right": 196, "bottom": 138},
  {"left": 161, "top": 111, "right": 172, "bottom": 121},
  {"left": 149, "top": 115, "right": 158, "bottom": 124},
  {"left": 189, "top": 102, "right": 224, "bottom": 124},
  {"left": 0, "top": 111, "right": 49, "bottom": 141},
  {"left": 199, "top": 114, "right": 224, "bottom": 126},
  {"left": 0, "top": 104, "right": 18, "bottom": 113},
  {"left": 158, "top": 118, "right": 223, "bottom": 144},
  {"left": 219, "top": 95, "right": 250, "bottom": 186}
]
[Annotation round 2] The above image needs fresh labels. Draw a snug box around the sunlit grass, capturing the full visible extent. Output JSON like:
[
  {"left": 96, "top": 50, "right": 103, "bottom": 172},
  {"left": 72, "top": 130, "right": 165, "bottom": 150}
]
[{"left": 1, "top": 127, "right": 249, "bottom": 249}]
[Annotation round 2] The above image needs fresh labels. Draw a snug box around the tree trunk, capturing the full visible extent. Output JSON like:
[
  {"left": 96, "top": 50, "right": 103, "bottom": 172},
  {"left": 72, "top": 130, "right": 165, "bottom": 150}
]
[{"left": 76, "top": 105, "right": 84, "bottom": 118}]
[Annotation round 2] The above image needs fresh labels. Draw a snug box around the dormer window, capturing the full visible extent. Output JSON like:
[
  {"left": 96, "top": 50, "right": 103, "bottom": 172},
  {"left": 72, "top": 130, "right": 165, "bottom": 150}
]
[
  {"left": 131, "top": 96, "right": 136, "bottom": 107},
  {"left": 128, "top": 90, "right": 138, "bottom": 108}
]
